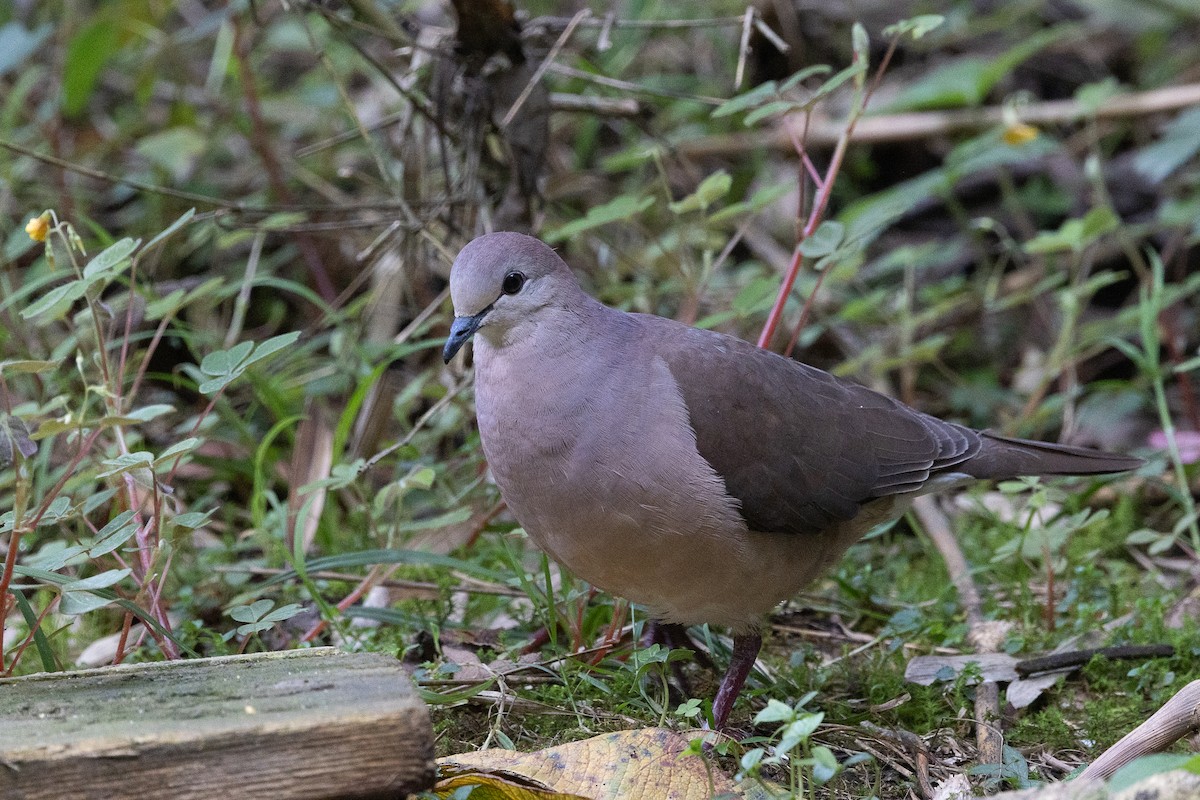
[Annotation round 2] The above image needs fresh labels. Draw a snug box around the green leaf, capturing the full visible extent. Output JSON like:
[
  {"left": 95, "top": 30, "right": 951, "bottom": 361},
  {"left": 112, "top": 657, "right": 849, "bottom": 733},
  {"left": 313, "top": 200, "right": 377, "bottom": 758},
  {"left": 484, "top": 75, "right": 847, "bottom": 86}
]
[
  {"left": 261, "top": 603, "right": 304, "bottom": 623},
  {"left": 82, "top": 238, "right": 139, "bottom": 280},
  {"left": 401, "top": 465, "right": 436, "bottom": 491},
  {"left": 779, "top": 64, "right": 832, "bottom": 93},
  {"left": 154, "top": 437, "right": 201, "bottom": 465},
  {"left": 97, "top": 451, "right": 155, "bottom": 478},
  {"left": 811, "top": 745, "right": 840, "bottom": 784},
  {"left": 13, "top": 564, "right": 192, "bottom": 654},
  {"left": 170, "top": 510, "right": 216, "bottom": 530},
  {"left": 809, "top": 62, "right": 866, "bottom": 104},
  {"left": 600, "top": 144, "right": 663, "bottom": 173},
  {"left": 743, "top": 100, "right": 799, "bottom": 127},
  {"left": 89, "top": 511, "right": 139, "bottom": 558},
  {"left": 201, "top": 340, "right": 254, "bottom": 377},
  {"left": 258, "top": 548, "right": 508, "bottom": 588},
  {"left": 230, "top": 598, "right": 274, "bottom": 623},
  {"left": 135, "top": 129, "right": 207, "bottom": 180},
  {"left": 1025, "top": 207, "right": 1119, "bottom": 254},
  {"left": 1075, "top": 77, "right": 1121, "bottom": 117},
  {"left": 884, "top": 15, "right": 944, "bottom": 40},
  {"left": 195, "top": 334, "right": 298, "bottom": 395},
  {"left": 242, "top": 331, "right": 301, "bottom": 369},
  {"left": 1109, "top": 754, "right": 1200, "bottom": 793},
  {"left": 851, "top": 23, "right": 870, "bottom": 75},
  {"left": 32, "top": 417, "right": 78, "bottom": 439},
  {"left": 711, "top": 80, "right": 778, "bottom": 118},
  {"left": 142, "top": 208, "right": 197, "bottom": 255},
  {"left": 740, "top": 748, "right": 765, "bottom": 772},
  {"left": 1134, "top": 105, "right": 1200, "bottom": 184},
  {"left": 888, "top": 25, "right": 1074, "bottom": 111},
  {"left": 64, "top": 569, "right": 131, "bottom": 592},
  {"left": 1125, "top": 528, "right": 1164, "bottom": 546},
  {"left": 61, "top": 589, "right": 119, "bottom": 615},
  {"left": 21, "top": 542, "right": 88, "bottom": 571},
  {"left": 1, "top": 359, "right": 60, "bottom": 374},
  {"left": 754, "top": 698, "right": 795, "bottom": 724},
  {"left": 122, "top": 404, "right": 176, "bottom": 422},
  {"left": 144, "top": 288, "right": 188, "bottom": 320},
  {"left": 145, "top": 277, "right": 223, "bottom": 320},
  {"left": 41, "top": 496, "right": 73, "bottom": 524},
  {"left": 778, "top": 711, "right": 824, "bottom": 753},
  {"left": 396, "top": 507, "right": 473, "bottom": 534},
  {"left": 544, "top": 195, "right": 655, "bottom": 244},
  {"left": 709, "top": 181, "right": 791, "bottom": 226},
  {"left": 10, "top": 589, "right": 57, "bottom": 672},
  {"left": 731, "top": 276, "right": 779, "bottom": 317},
  {"left": 799, "top": 221, "right": 845, "bottom": 258},
  {"left": 669, "top": 171, "right": 732, "bottom": 214},
  {"left": 889, "top": 57, "right": 993, "bottom": 109},
  {"left": 21, "top": 279, "right": 88, "bottom": 321},
  {"left": 62, "top": 17, "right": 121, "bottom": 116}
]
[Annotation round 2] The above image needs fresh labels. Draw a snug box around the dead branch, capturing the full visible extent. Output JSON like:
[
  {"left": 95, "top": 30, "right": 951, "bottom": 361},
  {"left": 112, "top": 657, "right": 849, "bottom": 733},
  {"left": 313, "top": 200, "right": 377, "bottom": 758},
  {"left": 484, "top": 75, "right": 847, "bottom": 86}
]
[
  {"left": 680, "top": 82, "right": 1200, "bottom": 156},
  {"left": 1078, "top": 679, "right": 1200, "bottom": 782},
  {"left": 912, "top": 495, "right": 1004, "bottom": 769}
]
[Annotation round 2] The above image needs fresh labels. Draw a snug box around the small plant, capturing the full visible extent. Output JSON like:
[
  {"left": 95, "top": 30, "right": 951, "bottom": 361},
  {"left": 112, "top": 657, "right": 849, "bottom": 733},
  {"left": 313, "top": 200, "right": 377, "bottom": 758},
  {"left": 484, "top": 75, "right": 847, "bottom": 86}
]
[
  {"left": 969, "top": 744, "right": 1037, "bottom": 792},
  {"left": 0, "top": 209, "right": 300, "bottom": 674},
  {"left": 226, "top": 599, "right": 304, "bottom": 653},
  {"left": 734, "top": 693, "right": 867, "bottom": 798}
]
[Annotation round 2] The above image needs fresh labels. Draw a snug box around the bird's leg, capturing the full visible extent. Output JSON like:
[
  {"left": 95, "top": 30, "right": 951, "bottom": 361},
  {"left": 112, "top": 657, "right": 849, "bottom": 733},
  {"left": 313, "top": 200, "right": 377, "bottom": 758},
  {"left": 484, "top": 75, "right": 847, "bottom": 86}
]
[{"left": 710, "top": 632, "right": 762, "bottom": 730}]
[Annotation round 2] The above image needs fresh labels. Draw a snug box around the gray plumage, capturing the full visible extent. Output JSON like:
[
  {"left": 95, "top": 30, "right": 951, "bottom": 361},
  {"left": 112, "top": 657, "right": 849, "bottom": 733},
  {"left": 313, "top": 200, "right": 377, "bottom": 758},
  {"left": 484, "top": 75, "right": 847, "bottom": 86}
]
[{"left": 444, "top": 231, "right": 1141, "bottom": 727}]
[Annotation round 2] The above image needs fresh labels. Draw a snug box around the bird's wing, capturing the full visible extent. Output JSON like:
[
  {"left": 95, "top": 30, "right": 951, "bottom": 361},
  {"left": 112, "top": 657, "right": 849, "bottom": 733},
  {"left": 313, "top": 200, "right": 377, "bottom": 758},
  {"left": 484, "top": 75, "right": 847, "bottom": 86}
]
[{"left": 647, "top": 317, "right": 981, "bottom": 535}]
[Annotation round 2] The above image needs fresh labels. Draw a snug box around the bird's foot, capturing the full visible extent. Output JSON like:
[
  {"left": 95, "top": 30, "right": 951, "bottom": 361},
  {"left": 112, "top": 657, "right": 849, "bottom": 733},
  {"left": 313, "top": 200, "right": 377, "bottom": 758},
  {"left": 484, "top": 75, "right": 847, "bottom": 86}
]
[{"left": 710, "top": 632, "right": 763, "bottom": 731}]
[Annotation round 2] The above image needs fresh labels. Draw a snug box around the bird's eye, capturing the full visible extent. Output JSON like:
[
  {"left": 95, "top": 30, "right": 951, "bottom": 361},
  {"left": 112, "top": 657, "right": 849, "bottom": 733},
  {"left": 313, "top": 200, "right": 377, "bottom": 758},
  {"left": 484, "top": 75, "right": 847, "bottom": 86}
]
[{"left": 502, "top": 271, "right": 526, "bottom": 295}]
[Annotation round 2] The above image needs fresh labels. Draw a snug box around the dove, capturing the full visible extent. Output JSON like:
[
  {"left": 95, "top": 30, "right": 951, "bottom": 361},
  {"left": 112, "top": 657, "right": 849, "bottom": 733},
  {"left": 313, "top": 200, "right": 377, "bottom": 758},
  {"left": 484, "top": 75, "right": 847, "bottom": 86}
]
[{"left": 443, "top": 231, "right": 1142, "bottom": 728}]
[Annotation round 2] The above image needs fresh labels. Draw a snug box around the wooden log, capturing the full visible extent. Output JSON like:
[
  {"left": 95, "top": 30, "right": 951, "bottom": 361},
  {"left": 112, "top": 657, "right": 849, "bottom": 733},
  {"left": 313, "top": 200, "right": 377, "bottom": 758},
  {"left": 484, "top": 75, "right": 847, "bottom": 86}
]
[{"left": 0, "top": 648, "right": 434, "bottom": 800}]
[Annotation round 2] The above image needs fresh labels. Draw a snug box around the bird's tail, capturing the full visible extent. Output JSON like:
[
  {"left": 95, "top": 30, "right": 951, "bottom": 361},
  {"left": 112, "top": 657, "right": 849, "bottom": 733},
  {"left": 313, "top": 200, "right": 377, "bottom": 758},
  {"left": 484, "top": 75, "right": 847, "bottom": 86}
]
[{"left": 964, "top": 432, "right": 1144, "bottom": 480}]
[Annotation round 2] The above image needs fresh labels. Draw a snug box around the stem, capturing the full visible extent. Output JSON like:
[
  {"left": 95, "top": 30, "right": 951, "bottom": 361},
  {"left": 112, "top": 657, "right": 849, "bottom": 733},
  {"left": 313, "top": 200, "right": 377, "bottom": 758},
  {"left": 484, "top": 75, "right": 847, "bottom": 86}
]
[
  {"left": 757, "top": 34, "right": 901, "bottom": 353},
  {"left": 0, "top": 458, "right": 30, "bottom": 670}
]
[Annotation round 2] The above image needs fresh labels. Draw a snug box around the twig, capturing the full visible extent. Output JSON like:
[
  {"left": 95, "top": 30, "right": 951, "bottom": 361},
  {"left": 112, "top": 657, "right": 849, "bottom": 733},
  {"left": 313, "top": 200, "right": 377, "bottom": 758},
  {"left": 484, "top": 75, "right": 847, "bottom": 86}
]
[
  {"left": 0, "top": 137, "right": 239, "bottom": 209},
  {"left": 596, "top": 12, "right": 615, "bottom": 51},
  {"left": 547, "top": 93, "right": 642, "bottom": 117},
  {"left": 752, "top": 14, "right": 790, "bottom": 54},
  {"left": 1078, "top": 679, "right": 1200, "bottom": 781},
  {"left": 912, "top": 496, "right": 982, "bottom": 627},
  {"left": 734, "top": 7, "right": 754, "bottom": 90},
  {"left": 757, "top": 29, "right": 898, "bottom": 352},
  {"left": 528, "top": 14, "right": 747, "bottom": 32},
  {"left": 548, "top": 63, "right": 726, "bottom": 105},
  {"left": 680, "top": 82, "right": 1200, "bottom": 156},
  {"left": 231, "top": 19, "right": 336, "bottom": 302},
  {"left": 860, "top": 721, "right": 934, "bottom": 800},
  {"left": 500, "top": 9, "right": 590, "bottom": 129},
  {"left": 1016, "top": 644, "right": 1175, "bottom": 677},
  {"left": 912, "top": 495, "right": 1003, "bottom": 767}
]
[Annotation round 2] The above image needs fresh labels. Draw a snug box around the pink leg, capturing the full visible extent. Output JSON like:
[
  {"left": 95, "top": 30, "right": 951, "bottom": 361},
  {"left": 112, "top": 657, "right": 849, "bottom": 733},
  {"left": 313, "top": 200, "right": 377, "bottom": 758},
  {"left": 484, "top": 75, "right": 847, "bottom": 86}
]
[{"left": 710, "top": 632, "right": 762, "bottom": 729}]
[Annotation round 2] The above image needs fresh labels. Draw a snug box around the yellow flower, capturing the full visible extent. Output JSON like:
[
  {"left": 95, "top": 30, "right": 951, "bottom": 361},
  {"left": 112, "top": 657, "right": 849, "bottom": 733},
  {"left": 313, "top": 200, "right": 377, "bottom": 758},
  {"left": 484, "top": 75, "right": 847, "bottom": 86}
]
[
  {"left": 1003, "top": 122, "right": 1039, "bottom": 146},
  {"left": 25, "top": 212, "right": 50, "bottom": 242}
]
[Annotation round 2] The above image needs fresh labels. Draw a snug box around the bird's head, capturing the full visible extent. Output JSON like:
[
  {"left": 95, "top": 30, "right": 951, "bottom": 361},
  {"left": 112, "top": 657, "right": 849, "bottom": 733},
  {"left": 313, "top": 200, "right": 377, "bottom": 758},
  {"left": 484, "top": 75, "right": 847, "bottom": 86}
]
[{"left": 443, "top": 232, "right": 579, "bottom": 362}]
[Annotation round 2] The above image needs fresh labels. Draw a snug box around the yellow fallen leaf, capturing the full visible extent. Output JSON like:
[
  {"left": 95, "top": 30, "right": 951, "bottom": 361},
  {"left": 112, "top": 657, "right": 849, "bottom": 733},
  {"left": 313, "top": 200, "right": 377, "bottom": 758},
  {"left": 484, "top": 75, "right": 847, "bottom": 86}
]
[
  {"left": 435, "top": 727, "right": 763, "bottom": 800},
  {"left": 435, "top": 767, "right": 590, "bottom": 800}
]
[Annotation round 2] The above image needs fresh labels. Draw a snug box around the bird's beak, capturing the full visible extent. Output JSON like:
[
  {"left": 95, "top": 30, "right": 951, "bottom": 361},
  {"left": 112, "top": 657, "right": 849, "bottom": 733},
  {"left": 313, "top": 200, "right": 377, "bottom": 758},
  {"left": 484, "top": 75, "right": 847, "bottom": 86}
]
[{"left": 443, "top": 310, "right": 487, "bottom": 363}]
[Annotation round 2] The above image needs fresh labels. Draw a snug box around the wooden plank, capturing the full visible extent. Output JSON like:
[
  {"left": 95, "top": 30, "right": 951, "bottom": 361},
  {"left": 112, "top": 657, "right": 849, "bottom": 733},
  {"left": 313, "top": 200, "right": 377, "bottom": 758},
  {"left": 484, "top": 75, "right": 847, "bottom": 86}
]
[{"left": 0, "top": 648, "right": 434, "bottom": 800}]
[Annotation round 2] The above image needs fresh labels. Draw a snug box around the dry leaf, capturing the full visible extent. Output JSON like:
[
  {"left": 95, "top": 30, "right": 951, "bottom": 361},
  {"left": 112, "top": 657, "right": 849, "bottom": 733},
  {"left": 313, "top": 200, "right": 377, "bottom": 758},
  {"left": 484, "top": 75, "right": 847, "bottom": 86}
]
[{"left": 435, "top": 727, "right": 767, "bottom": 799}]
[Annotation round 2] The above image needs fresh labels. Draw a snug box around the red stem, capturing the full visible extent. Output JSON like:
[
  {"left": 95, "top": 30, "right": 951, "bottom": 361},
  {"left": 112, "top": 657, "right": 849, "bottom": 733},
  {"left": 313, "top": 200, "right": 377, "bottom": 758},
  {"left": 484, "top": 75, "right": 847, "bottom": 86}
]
[{"left": 757, "top": 37, "right": 902, "bottom": 354}]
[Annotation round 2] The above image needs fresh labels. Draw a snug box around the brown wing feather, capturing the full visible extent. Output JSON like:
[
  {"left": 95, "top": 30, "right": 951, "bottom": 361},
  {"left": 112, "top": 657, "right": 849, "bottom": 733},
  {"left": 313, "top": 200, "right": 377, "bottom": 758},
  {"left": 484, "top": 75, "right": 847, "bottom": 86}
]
[{"left": 646, "top": 317, "right": 983, "bottom": 535}]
